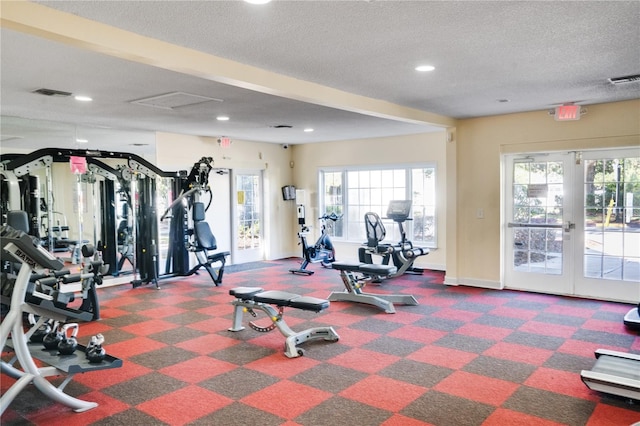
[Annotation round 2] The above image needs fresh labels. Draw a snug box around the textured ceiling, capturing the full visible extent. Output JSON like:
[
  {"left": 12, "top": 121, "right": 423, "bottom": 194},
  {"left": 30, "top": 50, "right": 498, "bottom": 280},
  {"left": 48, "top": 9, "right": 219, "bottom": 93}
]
[{"left": 1, "top": 0, "right": 639, "bottom": 154}]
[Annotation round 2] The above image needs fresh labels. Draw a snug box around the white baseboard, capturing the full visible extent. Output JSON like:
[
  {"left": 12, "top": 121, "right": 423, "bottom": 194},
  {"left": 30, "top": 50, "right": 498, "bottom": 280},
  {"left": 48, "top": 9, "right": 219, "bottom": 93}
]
[
  {"left": 455, "top": 277, "right": 503, "bottom": 290},
  {"left": 443, "top": 275, "right": 458, "bottom": 286}
]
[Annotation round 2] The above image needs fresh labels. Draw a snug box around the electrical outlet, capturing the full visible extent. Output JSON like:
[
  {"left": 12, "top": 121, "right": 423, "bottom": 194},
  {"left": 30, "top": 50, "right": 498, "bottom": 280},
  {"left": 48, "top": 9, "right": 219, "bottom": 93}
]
[{"left": 476, "top": 208, "right": 484, "bottom": 219}]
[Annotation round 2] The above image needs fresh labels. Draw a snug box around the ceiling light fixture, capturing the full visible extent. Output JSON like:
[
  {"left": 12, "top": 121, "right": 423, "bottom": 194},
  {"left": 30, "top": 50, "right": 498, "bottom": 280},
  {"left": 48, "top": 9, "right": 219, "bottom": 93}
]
[
  {"left": 74, "top": 95, "right": 93, "bottom": 102},
  {"left": 216, "top": 116, "right": 230, "bottom": 121},
  {"left": 76, "top": 138, "right": 88, "bottom": 143},
  {"left": 303, "top": 128, "right": 314, "bottom": 133},
  {"left": 244, "top": 0, "right": 271, "bottom": 4},
  {"left": 415, "top": 65, "right": 435, "bottom": 72}
]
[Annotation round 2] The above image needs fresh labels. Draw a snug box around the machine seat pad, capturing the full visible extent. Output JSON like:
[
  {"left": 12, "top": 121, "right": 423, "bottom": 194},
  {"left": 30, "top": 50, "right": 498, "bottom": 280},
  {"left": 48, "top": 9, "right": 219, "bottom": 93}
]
[
  {"left": 288, "top": 295, "right": 330, "bottom": 312},
  {"left": 331, "top": 262, "right": 364, "bottom": 272},
  {"left": 229, "top": 287, "right": 264, "bottom": 300},
  {"left": 253, "top": 290, "right": 301, "bottom": 306},
  {"left": 231, "top": 288, "right": 330, "bottom": 312},
  {"left": 359, "top": 263, "right": 397, "bottom": 276},
  {"left": 207, "top": 251, "right": 230, "bottom": 262}
]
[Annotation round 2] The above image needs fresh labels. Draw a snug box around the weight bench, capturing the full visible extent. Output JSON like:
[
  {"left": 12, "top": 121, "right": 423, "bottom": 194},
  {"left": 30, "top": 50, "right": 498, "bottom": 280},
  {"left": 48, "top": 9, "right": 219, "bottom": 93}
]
[
  {"left": 328, "top": 261, "right": 419, "bottom": 313},
  {"left": 228, "top": 287, "right": 339, "bottom": 358}
]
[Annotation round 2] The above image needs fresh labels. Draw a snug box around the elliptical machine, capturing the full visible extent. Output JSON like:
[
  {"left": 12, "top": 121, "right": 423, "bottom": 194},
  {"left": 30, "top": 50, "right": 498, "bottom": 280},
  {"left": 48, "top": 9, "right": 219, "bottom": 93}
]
[{"left": 289, "top": 206, "right": 341, "bottom": 275}]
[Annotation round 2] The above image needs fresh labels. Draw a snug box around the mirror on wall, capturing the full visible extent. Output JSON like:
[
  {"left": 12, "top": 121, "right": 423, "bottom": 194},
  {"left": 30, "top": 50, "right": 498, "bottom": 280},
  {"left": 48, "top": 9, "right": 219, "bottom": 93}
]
[
  {"left": 0, "top": 116, "right": 156, "bottom": 157},
  {"left": 1, "top": 116, "right": 158, "bottom": 279}
]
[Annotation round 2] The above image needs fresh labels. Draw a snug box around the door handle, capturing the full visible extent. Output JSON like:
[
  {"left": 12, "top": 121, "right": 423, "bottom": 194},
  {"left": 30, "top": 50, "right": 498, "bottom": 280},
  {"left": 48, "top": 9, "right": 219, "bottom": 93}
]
[
  {"left": 564, "top": 221, "right": 575, "bottom": 232},
  {"left": 508, "top": 222, "right": 562, "bottom": 229}
]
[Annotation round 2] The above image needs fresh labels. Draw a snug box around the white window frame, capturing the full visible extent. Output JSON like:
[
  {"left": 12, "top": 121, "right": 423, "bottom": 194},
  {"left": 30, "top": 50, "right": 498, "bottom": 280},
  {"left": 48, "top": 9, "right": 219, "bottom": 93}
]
[{"left": 318, "top": 163, "right": 437, "bottom": 248}]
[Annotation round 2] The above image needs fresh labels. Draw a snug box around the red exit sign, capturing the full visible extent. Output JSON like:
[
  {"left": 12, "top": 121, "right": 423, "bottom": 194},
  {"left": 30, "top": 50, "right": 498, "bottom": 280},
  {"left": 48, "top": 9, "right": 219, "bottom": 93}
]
[{"left": 555, "top": 105, "right": 581, "bottom": 121}]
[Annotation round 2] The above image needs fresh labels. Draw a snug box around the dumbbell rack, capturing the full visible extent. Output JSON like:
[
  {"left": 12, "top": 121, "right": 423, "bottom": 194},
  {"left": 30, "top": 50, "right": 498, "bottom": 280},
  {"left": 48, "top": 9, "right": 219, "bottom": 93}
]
[{"left": 0, "top": 232, "right": 122, "bottom": 415}]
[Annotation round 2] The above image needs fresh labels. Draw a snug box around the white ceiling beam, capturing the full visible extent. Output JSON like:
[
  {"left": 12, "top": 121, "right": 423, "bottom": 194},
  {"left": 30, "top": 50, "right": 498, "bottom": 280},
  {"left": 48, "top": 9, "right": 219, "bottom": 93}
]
[{"left": 1, "top": 1, "right": 455, "bottom": 129}]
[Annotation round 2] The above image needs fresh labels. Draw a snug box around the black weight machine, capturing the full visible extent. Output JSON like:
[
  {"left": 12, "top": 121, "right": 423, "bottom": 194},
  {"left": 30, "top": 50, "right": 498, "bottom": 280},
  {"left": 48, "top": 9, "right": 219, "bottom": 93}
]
[
  {"left": 159, "top": 157, "right": 230, "bottom": 286},
  {"left": 289, "top": 205, "right": 340, "bottom": 275},
  {"left": 1, "top": 149, "right": 229, "bottom": 289},
  {"left": 358, "top": 200, "right": 430, "bottom": 280}
]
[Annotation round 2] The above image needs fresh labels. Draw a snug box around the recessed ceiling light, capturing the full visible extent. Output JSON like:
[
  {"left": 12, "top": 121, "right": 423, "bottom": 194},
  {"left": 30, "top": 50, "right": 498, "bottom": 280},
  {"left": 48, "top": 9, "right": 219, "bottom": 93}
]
[
  {"left": 303, "top": 128, "right": 314, "bottom": 133},
  {"left": 244, "top": 0, "right": 271, "bottom": 4},
  {"left": 216, "top": 116, "right": 230, "bottom": 121},
  {"left": 76, "top": 138, "right": 88, "bottom": 143},
  {"left": 415, "top": 65, "right": 435, "bottom": 72},
  {"left": 74, "top": 95, "right": 93, "bottom": 102}
]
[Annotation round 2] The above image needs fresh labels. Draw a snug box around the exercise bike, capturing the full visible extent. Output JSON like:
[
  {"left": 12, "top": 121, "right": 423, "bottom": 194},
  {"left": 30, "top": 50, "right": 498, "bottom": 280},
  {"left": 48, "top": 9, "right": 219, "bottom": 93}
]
[{"left": 289, "top": 206, "right": 341, "bottom": 276}]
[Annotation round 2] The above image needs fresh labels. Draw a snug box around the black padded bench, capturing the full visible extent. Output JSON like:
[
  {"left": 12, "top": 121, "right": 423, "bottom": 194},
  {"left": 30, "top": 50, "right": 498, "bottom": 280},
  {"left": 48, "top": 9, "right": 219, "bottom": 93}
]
[
  {"left": 229, "top": 287, "right": 339, "bottom": 358},
  {"left": 328, "top": 261, "right": 418, "bottom": 313}
]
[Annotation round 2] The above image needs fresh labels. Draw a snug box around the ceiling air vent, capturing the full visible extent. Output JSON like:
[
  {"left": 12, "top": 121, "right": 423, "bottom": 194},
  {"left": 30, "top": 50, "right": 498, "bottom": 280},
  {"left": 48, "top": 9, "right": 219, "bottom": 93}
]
[
  {"left": 608, "top": 74, "right": 640, "bottom": 85},
  {"left": 271, "top": 125, "right": 293, "bottom": 129},
  {"left": 130, "top": 92, "right": 223, "bottom": 110},
  {"left": 32, "top": 88, "right": 73, "bottom": 97}
]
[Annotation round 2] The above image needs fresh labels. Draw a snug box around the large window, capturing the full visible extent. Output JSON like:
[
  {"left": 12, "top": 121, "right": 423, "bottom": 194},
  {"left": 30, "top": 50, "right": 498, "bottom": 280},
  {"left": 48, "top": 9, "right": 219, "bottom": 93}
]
[{"left": 319, "top": 165, "right": 436, "bottom": 247}]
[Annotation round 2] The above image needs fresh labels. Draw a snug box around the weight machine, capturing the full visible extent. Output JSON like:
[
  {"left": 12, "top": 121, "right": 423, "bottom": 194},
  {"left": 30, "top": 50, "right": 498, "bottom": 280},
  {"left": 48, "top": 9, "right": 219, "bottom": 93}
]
[
  {"left": 159, "top": 157, "right": 230, "bottom": 286},
  {"left": 1, "top": 149, "right": 229, "bottom": 289},
  {"left": 0, "top": 225, "right": 121, "bottom": 414}
]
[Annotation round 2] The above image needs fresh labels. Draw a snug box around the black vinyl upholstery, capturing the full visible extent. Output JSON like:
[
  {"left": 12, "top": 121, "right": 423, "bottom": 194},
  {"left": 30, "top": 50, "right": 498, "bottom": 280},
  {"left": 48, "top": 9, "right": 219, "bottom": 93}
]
[
  {"left": 6, "top": 211, "right": 29, "bottom": 233},
  {"left": 194, "top": 221, "right": 218, "bottom": 250},
  {"left": 188, "top": 202, "right": 229, "bottom": 285}
]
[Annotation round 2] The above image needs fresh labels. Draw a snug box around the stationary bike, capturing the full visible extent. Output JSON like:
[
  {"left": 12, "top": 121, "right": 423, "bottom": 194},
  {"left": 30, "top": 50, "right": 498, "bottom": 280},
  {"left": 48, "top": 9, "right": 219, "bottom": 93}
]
[{"left": 289, "top": 206, "right": 341, "bottom": 275}]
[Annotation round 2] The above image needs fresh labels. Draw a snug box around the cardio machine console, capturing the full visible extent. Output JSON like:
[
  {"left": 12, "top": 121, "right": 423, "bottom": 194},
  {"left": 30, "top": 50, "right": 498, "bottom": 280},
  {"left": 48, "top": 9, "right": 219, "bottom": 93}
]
[{"left": 386, "top": 200, "right": 412, "bottom": 222}]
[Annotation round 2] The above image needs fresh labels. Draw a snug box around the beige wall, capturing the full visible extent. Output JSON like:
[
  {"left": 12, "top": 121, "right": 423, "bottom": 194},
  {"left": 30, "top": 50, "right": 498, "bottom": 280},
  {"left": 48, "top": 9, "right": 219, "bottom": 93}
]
[
  {"left": 291, "top": 132, "right": 448, "bottom": 270},
  {"left": 453, "top": 99, "right": 640, "bottom": 288},
  {"left": 155, "top": 132, "right": 295, "bottom": 261},
  {"left": 154, "top": 100, "right": 639, "bottom": 282}
]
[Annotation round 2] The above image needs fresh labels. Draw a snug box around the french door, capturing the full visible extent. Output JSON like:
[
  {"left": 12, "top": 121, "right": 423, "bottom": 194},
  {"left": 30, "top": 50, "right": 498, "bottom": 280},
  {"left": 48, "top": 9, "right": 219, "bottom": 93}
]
[
  {"left": 231, "top": 170, "right": 264, "bottom": 264},
  {"left": 504, "top": 148, "right": 640, "bottom": 303}
]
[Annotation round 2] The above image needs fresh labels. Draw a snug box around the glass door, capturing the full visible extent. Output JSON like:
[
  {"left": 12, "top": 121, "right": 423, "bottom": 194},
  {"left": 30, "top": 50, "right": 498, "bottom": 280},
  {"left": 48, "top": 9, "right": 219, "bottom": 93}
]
[
  {"left": 504, "top": 153, "right": 574, "bottom": 295},
  {"left": 504, "top": 148, "right": 640, "bottom": 303},
  {"left": 231, "top": 170, "right": 264, "bottom": 264},
  {"left": 576, "top": 149, "right": 640, "bottom": 302}
]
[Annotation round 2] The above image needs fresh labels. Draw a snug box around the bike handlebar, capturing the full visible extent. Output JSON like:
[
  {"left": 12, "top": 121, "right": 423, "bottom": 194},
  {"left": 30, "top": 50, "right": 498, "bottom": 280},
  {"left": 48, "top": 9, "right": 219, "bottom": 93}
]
[{"left": 319, "top": 213, "right": 342, "bottom": 221}]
